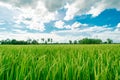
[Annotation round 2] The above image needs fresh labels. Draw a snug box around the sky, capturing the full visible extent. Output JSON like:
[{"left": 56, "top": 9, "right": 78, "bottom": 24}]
[{"left": 0, "top": 0, "right": 120, "bottom": 43}]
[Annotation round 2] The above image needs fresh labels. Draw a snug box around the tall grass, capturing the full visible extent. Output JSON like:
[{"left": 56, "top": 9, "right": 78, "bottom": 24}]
[{"left": 0, "top": 44, "right": 120, "bottom": 80}]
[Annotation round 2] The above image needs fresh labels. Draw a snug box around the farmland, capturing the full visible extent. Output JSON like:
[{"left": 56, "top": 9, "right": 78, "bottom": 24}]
[{"left": 0, "top": 44, "right": 120, "bottom": 80}]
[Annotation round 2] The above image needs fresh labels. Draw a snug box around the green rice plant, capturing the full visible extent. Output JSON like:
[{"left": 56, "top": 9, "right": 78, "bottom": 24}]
[{"left": 0, "top": 44, "right": 120, "bottom": 80}]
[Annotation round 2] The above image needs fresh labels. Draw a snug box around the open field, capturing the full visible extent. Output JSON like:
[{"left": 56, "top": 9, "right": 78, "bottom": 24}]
[{"left": 0, "top": 44, "right": 120, "bottom": 80}]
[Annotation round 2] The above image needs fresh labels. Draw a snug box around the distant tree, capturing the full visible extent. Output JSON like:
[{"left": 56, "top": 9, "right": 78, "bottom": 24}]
[
  {"left": 95, "top": 39, "right": 102, "bottom": 44},
  {"left": 0, "top": 40, "right": 5, "bottom": 44},
  {"left": 74, "top": 40, "right": 77, "bottom": 44},
  {"left": 47, "top": 38, "right": 53, "bottom": 44},
  {"left": 5, "top": 38, "right": 11, "bottom": 44},
  {"left": 31, "top": 39, "right": 38, "bottom": 44},
  {"left": 41, "top": 38, "right": 45, "bottom": 43},
  {"left": 47, "top": 38, "right": 51, "bottom": 43},
  {"left": 103, "top": 41, "right": 107, "bottom": 44},
  {"left": 107, "top": 38, "right": 113, "bottom": 44},
  {"left": 11, "top": 39, "right": 17, "bottom": 44},
  {"left": 0, "top": 38, "right": 11, "bottom": 44},
  {"left": 45, "top": 41, "right": 47, "bottom": 44},
  {"left": 69, "top": 40, "right": 72, "bottom": 44},
  {"left": 27, "top": 39, "right": 32, "bottom": 44},
  {"left": 0, "top": 39, "right": 39, "bottom": 45},
  {"left": 50, "top": 38, "right": 53, "bottom": 43},
  {"left": 78, "top": 38, "right": 102, "bottom": 44}
]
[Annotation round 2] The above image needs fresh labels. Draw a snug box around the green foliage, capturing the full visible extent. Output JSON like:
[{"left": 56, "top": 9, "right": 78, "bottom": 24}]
[
  {"left": 0, "top": 38, "right": 114, "bottom": 45},
  {"left": 31, "top": 40, "right": 38, "bottom": 44},
  {"left": 0, "top": 44, "right": 120, "bottom": 80},
  {"left": 73, "top": 40, "right": 78, "bottom": 44},
  {"left": 0, "top": 39, "right": 38, "bottom": 45},
  {"left": 107, "top": 38, "right": 113, "bottom": 44},
  {"left": 69, "top": 40, "right": 72, "bottom": 44},
  {"left": 78, "top": 38, "right": 102, "bottom": 44}
]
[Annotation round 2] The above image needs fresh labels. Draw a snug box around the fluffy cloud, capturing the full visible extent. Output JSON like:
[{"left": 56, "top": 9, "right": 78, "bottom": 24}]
[
  {"left": 115, "top": 23, "right": 120, "bottom": 31},
  {"left": 0, "top": 0, "right": 70, "bottom": 11},
  {"left": 64, "top": 3, "right": 79, "bottom": 20},
  {"left": 53, "top": 25, "right": 111, "bottom": 36},
  {"left": 0, "top": 1, "right": 57, "bottom": 32},
  {"left": 87, "top": 0, "right": 120, "bottom": 17},
  {"left": 52, "top": 25, "right": 120, "bottom": 42},
  {"left": 71, "top": 22, "right": 88, "bottom": 30},
  {"left": 12, "top": 29, "right": 27, "bottom": 34},
  {"left": 0, "top": 0, "right": 120, "bottom": 43},
  {"left": 54, "top": 20, "right": 65, "bottom": 29},
  {"left": 0, "top": 1, "right": 12, "bottom": 9},
  {"left": 0, "top": 20, "right": 5, "bottom": 25},
  {"left": 0, "top": 32, "right": 63, "bottom": 43},
  {"left": 1, "top": 0, "right": 120, "bottom": 21},
  {"left": 0, "top": 25, "right": 120, "bottom": 43},
  {"left": 43, "top": 0, "right": 66, "bottom": 12},
  {"left": 0, "top": 0, "right": 39, "bottom": 8},
  {"left": 54, "top": 21, "right": 88, "bottom": 30},
  {"left": 64, "top": 0, "right": 120, "bottom": 20},
  {"left": 0, "top": 2, "right": 20, "bottom": 23},
  {"left": 117, "top": 23, "right": 120, "bottom": 28},
  {"left": 64, "top": 0, "right": 95, "bottom": 20}
]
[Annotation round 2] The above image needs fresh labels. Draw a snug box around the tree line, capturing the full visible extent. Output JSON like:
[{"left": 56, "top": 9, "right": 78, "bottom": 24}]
[
  {"left": 0, "top": 38, "right": 53, "bottom": 45},
  {"left": 0, "top": 38, "right": 113, "bottom": 45},
  {"left": 69, "top": 38, "right": 113, "bottom": 44}
]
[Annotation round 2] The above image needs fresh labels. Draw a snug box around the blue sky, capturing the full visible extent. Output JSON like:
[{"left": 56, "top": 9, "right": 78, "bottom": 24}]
[{"left": 0, "top": 0, "right": 120, "bottom": 43}]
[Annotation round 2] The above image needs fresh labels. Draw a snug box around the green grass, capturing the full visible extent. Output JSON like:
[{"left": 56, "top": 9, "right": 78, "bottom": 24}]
[{"left": 0, "top": 44, "right": 120, "bottom": 80}]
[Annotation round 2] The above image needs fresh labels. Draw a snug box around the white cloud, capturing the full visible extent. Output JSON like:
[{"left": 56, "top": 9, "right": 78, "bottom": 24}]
[
  {"left": 116, "top": 23, "right": 120, "bottom": 28},
  {"left": 0, "top": 27, "right": 6, "bottom": 30},
  {"left": 87, "top": 3, "right": 106, "bottom": 17},
  {"left": 43, "top": 0, "right": 66, "bottom": 12},
  {"left": 64, "top": 0, "right": 96, "bottom": 20},
  {"left": 54, "top": 21, "right": 88, "bottom": 30},
  {"left": 54, "top": 20, "right": 65, "bottom": 29},
  {"left": 64, "top": 0, "right": 120, "bottom": 20},
  {"left": 1, "top": 0, "right": 120, "bottom": 21},
  {"left": 12, "top": 29, "right": 27, "bottom": 33},
  {"left": 65, "top": 22, "right": 88, "bottom": 30},
  {"left": 0, "top": 3, "right": 20, "bottom": 23},
  {"left": 64, "top": 3, "right": 79, "bottom": 20},
  {"left": 71, "top": 22, "right": 80, "bottom": 30},
  {"left": 0, "top": 25, "right": 120, "bottom": 43},
  {"left": 0, "top": 1, "right": 12, "bottom": 9},
  {"left": 71, "top": 22, "right": 88, "bottom": 30},
  {"left": 10, "top": 1, "right": 57, "bottom": 32},
  {"left": 115, "top": 23, "right": 120, "bottom": 31},
  {"left": 64, "top": 25, "right": 71, "bottom": 29},
  {"left": 53, "top": 25, "right": 111, "bottom": 36},
  {"left": 80, "top": 25, "right": 112, "bottom": 32},
  {"left": 52, "top": 25, "right": 120, "bottom": 43},
  {"left": 0, "top": 20, "right": 5, "bottom": 25},
  {"left": 0, "top": 0, "right": 120, "bottom": 43},
  {"left": 27, "top": 21, "right": 45, "bottom": 32},
  {"left": 96, "top": 31, "right": 120, "bottom": 42},
  {"left": 0, "top": 0, "right": 39, "bottom": 8},
  {"left": 0, "top": 32, "right": 63, "bottom": 43}
]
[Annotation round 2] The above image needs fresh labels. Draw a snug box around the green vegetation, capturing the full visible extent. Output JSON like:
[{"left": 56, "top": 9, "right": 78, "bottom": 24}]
[
  {"left": 0, "top": 44, "right": 120, "bottom": 80},
  {"left": 0, "top": 38, "right": 113, "bottom": 45}
]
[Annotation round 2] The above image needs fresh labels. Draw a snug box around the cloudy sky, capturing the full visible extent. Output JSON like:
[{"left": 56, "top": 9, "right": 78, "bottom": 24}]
[{"left": 0, "top": 0, "right": 120, "bottom": 43}]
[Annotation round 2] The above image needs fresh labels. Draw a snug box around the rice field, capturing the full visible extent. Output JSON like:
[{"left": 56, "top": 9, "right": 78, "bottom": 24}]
[{"left": 0, "top": 44, "right": 120, "bottom": 80}]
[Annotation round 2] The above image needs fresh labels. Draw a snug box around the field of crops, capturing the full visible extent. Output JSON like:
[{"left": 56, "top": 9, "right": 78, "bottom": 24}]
[{"left": 0, "top": 44, "right": 120, "bottom": 80}]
